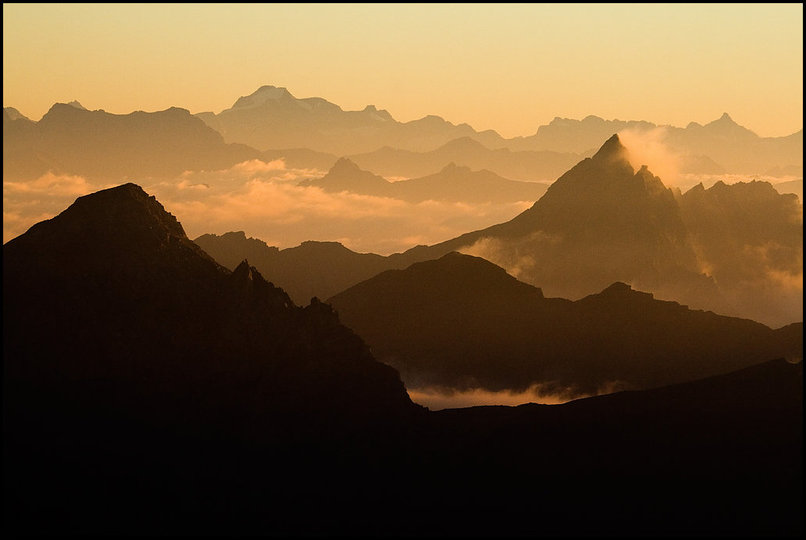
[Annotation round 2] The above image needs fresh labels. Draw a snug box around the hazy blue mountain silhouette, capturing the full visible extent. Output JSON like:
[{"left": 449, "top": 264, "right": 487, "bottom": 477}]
[
  {"left": 329, "top": 251, "right": 802, "bottom": 396},
  {"left": 2, "top": 103, "right": 260, "bottom": 181}
]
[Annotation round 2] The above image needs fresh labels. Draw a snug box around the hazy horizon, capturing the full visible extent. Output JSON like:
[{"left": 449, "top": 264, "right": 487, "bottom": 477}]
[{"left": 3, "top": 3, "right": 803, "bottom": 138}]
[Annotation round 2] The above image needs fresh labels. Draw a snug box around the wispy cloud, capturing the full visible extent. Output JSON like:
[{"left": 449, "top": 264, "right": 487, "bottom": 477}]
[
  {"left": 3, "top": 161, "right": 532, "bottom": 254},
  {"left": 3, "top": 173, "right": 115, "bottom": 242},
  {"left": 407, "top": 379, "right": 629, "bottom": 410}
]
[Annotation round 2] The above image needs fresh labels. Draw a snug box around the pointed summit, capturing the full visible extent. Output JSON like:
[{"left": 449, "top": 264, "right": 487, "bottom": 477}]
[
  {"left": 591, "top": 133, "right": 629, "bottom": 162},
  {"left": 299, "top": 157, "right": 392, "bottom": 197},
  {"left": 702, "top": 112, "right": 756, "bottom": 137},
  {"left": 4, "top": 183, "right": 217, "bottom": 268}
]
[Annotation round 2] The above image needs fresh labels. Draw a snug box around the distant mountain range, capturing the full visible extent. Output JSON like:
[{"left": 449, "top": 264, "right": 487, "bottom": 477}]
[
  {"left": 5, "top": 86, "right": 801, "bottom": 186},
  {"left": 506, "top": 112, "right": 803, "bottom": 176},
  {"left": 328, "top": 251, "right": 802, "bottom": 397},
  {"left": 346, "top": 136, "right": 587, "bottom": 182},
  {"left": 2, "top": 103, "right": 260, "bottom": 181},
  {"left": 194, "top": 85, "right": 801, "bottom": 175},
  {"left": 4, "top": 183, "right": 802, "bottom": 535},
  {"left": 299, "top": 158, "right": 549, "bottom": 203},
  {"left": 195, "top": 85, "right": 507, "bottom": 155}
]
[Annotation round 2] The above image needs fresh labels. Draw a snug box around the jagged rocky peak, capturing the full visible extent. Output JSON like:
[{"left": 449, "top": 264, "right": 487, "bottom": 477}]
[
  {"left": 67, "top": 100, "right": 87, "bottom": 110},
  {"left": 232, "top": 259, "right": 255, "bottom": 281},
  {"left": 8, "top": 183, "right": 197, "bottom": 258},
  {"left": 360, "top": 104, "right": 393, "bottom": 120},
  {"left": 73, "top": 182, "right": 187, "bottom": 237},
  {"left": 714, "top": 112, "right": 735, "bottom": 124},
  {"left": 591, "top": 133, "right": 630, "bottom": 163}
]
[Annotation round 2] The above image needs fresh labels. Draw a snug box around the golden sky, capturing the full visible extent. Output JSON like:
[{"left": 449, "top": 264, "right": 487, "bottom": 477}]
[{"left": 3, "top": 3, "right": 803, "bottom": 138}]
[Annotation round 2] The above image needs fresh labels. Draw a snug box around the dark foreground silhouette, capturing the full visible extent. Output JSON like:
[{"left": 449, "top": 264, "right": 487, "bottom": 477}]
[{"left": 4, "top": 184, "right": 802, "bottom": 535}]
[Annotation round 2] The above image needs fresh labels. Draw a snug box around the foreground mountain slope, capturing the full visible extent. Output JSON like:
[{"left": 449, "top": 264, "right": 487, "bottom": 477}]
[
  {"left": 3, "top": 183, "right": 418, "bottom": 432},
  {"left": 3, "top": 185, "right": 801, "bottom": 535},
  {"left": 423, "top": 357, "right": 802, "bottom": 536}
]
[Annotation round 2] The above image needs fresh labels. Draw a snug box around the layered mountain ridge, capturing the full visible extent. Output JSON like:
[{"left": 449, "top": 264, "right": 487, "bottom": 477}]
[
  {"left": 328, "top": 251, "right": 802, "bottom": 396},
  {"left": 3, "top": 183, "right": 802, "bottom": 536}
]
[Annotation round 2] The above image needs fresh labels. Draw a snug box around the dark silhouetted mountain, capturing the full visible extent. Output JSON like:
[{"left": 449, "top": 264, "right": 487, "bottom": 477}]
[
  {"left": 195, "top": 84, "right": 507, "bottom": 154},
  {"left": 4, "top": 190, "right": 802, "bottom": 535},
  {"left": 329, "top": 251, "right": 801, "bottom": 396},
  {"left": 2, "top": 183, "right": 425, "bottom": 534},
  {"left": 389, "top": 134, "right": 802, "bottom": 326},
  {"left": 347, "top": 136, "right": 588, "bottom": 182},
  {"left": 299, "top": 157, "right": 549, "bottom": 204},
  {"left": 194, "top": 231, "right": 397, "bottom": 305},
  {"left": 2, "top": 103, "right": 261, "bottom": 181},
  {"left": 421, "top": 357, "right": 802, "bottom": 536},
  {"left": 4, "top": 183, "right": 420, "bottom": 467}
]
